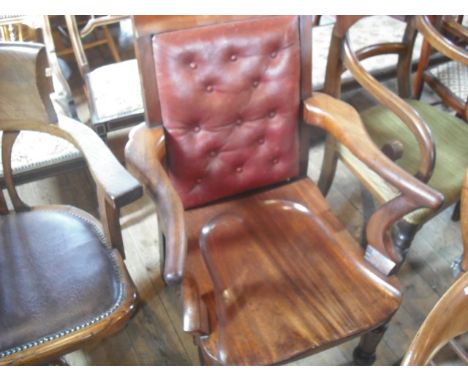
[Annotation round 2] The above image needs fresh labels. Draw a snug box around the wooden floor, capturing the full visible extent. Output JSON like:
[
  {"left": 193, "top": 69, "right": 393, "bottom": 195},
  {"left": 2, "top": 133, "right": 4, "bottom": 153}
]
[{"left": 13, "top": 135, "right": 464, "bottom": 366}]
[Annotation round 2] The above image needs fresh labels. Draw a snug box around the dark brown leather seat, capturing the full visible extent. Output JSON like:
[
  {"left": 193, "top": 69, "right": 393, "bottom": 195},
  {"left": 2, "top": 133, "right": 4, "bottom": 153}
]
[
  {"left": 0, "top": 42, "right": 141, "bottom": 365},
  {"left": 0, "top": 206, "right": 132, "bottom": 358}
]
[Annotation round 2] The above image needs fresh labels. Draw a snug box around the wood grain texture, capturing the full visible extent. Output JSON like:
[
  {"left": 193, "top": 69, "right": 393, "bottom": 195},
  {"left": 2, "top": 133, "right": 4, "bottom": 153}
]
[{"left": 184, "top": 178, "right": 401, "bottom": 365}]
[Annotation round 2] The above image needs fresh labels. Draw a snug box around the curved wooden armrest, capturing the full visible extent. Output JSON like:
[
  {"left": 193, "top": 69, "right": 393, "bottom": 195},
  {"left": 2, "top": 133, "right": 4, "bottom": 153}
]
[
  {"left": 401, "top": 271, "right": 468, "bottom": 365},
  {"left": 304, "top": 93, "right": 444, "bottom": 274},
  {"left": 1, "top": 117, "right": 142, "bottom": 208},
  {"left": 416, "top": 16, "right": 468, "bottom": 65},
  {"left": 125, "top": 124, "right": 186, "bottom": 285},
  {"left": 182, "top": 276, "right": 210, "bottom": 336},
  {"left": 341, "top": 37, "right": 437, "bottom": 184}
]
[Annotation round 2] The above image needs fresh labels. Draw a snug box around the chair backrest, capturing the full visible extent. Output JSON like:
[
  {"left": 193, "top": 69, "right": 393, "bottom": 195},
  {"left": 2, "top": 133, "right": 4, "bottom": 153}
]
[
  {"left": 0, "top": 42, "right": 57, "bottom": 215},
  {"left": 64, "top": 15, "right": 129, "bottom": 78},
  {"left": 0, "top": 42, "right": 56, "bottom": 124},
  {"left": 133, "top": 16, "right": 312, "bottom": 209}
]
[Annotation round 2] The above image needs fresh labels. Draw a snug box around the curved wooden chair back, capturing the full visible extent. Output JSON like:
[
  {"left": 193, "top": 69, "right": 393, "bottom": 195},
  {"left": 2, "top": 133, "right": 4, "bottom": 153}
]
[{"left": 402, "top": 170, "right": 468, "bottom": 365}]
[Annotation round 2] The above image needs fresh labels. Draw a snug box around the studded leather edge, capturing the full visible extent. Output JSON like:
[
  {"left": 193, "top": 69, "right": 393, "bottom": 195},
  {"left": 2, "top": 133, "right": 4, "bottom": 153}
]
[{"left": 0, "top": 206, "right": 127, "bottom": 360}]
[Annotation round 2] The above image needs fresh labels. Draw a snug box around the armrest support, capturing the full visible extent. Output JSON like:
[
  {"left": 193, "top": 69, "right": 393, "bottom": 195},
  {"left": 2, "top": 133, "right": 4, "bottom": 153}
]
[
  {"left": 182, "top": 276, "right": 210, "bottom": 336},
  {"left": 1, "top": 116, "right": 142, "bottom": 254},
  {"left": 1, "top": 117, "right": 142, "bottom": 207},
  {"left": 125, "top": 124, "right": 186, "bottom": 285},
  {"left": 304, "top": 93, "right": 444, "bottom": 274},
  {"left": 342, "top": 37, "right": 437, "bottom": 183}
]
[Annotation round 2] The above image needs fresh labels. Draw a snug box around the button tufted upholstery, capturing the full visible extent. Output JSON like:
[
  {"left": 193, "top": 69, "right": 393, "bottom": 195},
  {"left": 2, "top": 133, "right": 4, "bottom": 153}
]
[{"left": 152, "top": 16, "right": 301, "bottom": 208}]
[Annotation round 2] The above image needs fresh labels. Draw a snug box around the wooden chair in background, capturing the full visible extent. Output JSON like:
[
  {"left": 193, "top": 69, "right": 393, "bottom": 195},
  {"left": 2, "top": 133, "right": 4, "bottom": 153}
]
[
  {"left": 0, "top": 42, "right": 142, "bottom": 365},
  {"left": 0, "top": 15, "right": 77, "bottom": 119},
  {"left": 402, "top": 170, "right": 468, "bottom": 366},
  {"left": 64, "top": 15, "right": 144, "bottom": 137},
  {"left": 318, "top": 15, "right": 468, "bottom": 270},
  {"left": 413, "top": 16, "right": 467, "bottom": 121},
  {"left": 125, "top": 15, "right": 443, "bottom": 365}
]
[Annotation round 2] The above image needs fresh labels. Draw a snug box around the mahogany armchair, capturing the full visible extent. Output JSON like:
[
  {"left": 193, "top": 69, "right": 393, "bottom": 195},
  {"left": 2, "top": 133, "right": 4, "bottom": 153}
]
[
  {"left": 318, "top": 16, "right": 468, "bottom": 268},
  {"left": 0, "top": 42, "right": 142, "bottom": 365},
  {"left": 125, "top": 16, "right": 443, "bottom": 365},
  {"left": 402, "top": 170, "right": 468, "bottom": 366},
  {"left": 64, "top": 15, "right": 144, "bottom": 136}
]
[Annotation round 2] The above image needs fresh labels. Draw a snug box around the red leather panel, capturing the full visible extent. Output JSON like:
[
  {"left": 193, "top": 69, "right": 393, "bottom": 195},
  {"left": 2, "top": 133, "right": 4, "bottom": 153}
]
[{"left": 153, "top": 16, "right": 301, "bottom": 208}]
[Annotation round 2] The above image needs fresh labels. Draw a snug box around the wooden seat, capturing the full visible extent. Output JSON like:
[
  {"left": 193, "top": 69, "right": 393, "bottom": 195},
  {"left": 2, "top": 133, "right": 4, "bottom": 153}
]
[
  {"left": 318, "top": 16, "right": 468, "bottom": 269},
  {"left": 64, "top": 15, "right": 144, "bottom": 136},
  {"left": 0, "top": 42, "right": 142, "bottom": 365},
  {"left": 184, "top": 178, "right": 400, "bottom": 365},
  {"left": 125, "top": 16, "right": 443, "bottom": 365}
]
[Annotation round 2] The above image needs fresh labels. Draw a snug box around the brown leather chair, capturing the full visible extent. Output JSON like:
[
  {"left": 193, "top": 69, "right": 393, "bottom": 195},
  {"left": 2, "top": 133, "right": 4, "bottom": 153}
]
[
  {"left": 0, "top": 42, "right": 142, "bottom": 365},
  {"left": 402, "top": 170, "right": 468, "bottom": 366},
  {"left": 64, "top": 15, "right": 144, "bottom": 136},
  {"left": 318, "top": 16, "right": 468, "bottom": 270},
  {"left": 125, "top": 16, "right": 443, "bottom": 365}
]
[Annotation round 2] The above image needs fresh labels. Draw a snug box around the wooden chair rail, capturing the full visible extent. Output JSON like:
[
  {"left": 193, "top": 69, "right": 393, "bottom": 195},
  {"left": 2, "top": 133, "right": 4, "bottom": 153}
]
[
  {"left": 442, "top": 17, "right": 468, "bottom": 41},
  {"left": 354, "top": 42, "right": 408, "bottom": 63},
  {"left": 304, "top": 93, "right": 444, "bottom": 274},
  {"left": 79, "top": 15, "right": 130, "bottom": 38},
  {"left": 416, "top": 16, "right": 468, "bottom": 65},
  {"left": 342, "top": 36, "right": 437, "bottom": 184}
]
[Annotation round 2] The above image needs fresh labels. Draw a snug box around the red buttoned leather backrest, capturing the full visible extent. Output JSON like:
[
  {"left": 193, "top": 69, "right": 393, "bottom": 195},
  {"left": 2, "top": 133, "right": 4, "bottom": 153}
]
[{"left": 153, "top": 16, "right": 301, "bottom": 208}]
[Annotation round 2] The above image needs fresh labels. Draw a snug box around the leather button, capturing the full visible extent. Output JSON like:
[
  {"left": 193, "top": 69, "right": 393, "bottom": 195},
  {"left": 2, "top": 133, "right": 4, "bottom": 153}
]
[
  {"left": 235, "top": 166, "right": 243, "bottom": 173},
  {"left": 268, "top": 110, "right": 276, "bottom": 118},
  {"left": 272, "top": 158, "right": 279, "bottom": 165},
  {"left": 235, "top": 118, "right": 243, "bottom": 126},
  {"left": 206, "top": 85, "right": 214, "bottom": 93},
  {"left": 252, "top": 80, "right": 259, "bottom": 88},
  {"left": 208, "top": 150, "right": 217, "bottom": 158},
  {"left": 230, "top": 54, "right": 237, "bottom": 61},
  {"left": 196, "top": 178, "right": 203, "bottom": 184},
  {"left": 270, "top": 51, "right": 278, "bottom": 58},
  {"left": 193, "top": 125, "right": 201, "bottom": 133},
  {"left": 257, "top": 137, "right": 265, "bottom": 145},
  {"left": 189, "top": 62, "right": 197, "bottom": 69}
]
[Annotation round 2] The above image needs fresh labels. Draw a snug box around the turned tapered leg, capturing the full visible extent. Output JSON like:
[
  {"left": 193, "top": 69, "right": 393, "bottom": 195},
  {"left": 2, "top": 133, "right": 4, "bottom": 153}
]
[
  {"left": 392, "top": 221, "right": 419, "bottom": 271},
  {"left": 353, "top": 323, "right": 389, "bottom": 365},
  {"left": 451, "top": 201, "right": 461, "bottom": 222}
]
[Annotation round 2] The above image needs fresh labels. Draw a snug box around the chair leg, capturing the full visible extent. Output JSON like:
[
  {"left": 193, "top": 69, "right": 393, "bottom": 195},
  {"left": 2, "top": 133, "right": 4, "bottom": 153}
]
[
  {"left": 317, "top": 135, "right": 338, "bottom": 197},
  {"left": 451, "top": 201, "right": 461, "bottom": 222},
  {"left": 47, "top": 356, "right": 69, "bottom": 366},
  {"left": 392, "top": 221, "right": 419, "bottom": 270},
  {"left": 353, "top": 323, "right": 389, "bottom": 365},
  {"left": 360, "top": 186, "right": 376, "bottom": 248}
]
